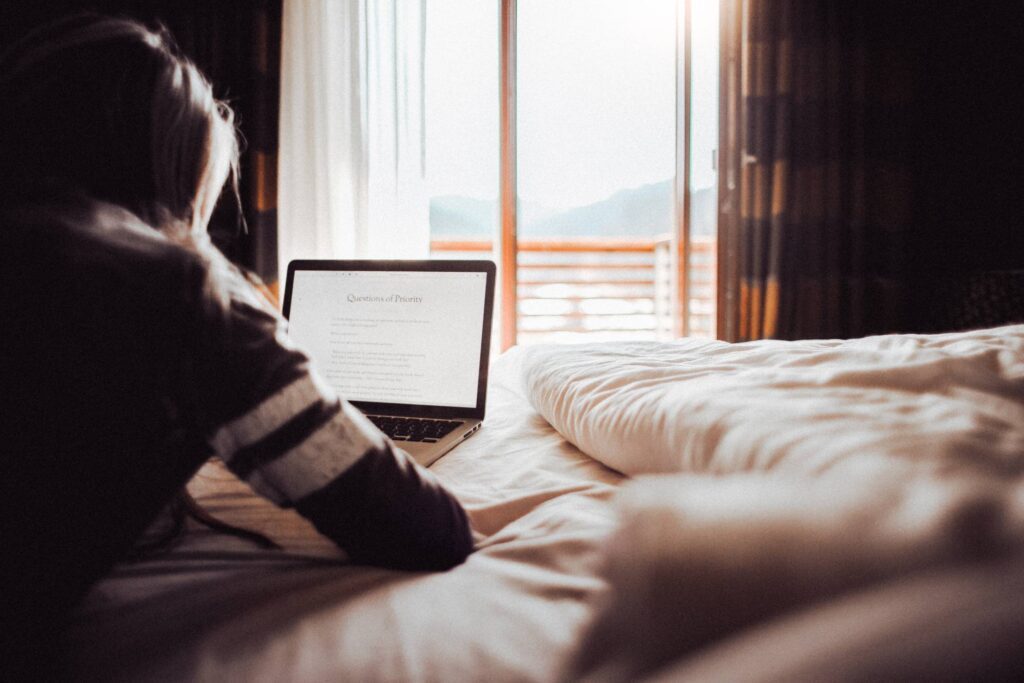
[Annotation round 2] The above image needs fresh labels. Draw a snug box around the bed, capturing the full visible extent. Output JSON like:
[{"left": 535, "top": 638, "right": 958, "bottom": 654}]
[{"left": 65, "top": 324, "right": 1024, "bottom": 681}]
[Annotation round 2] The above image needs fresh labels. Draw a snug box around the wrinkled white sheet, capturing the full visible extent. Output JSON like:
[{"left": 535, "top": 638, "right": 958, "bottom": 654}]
[
  {"left": 63, "top": 325, "right": 1024, "bottom": 682},
  {"left": 518, "top": 325, "right": 1024, "bottom": 479},
  {"left": 567, "top": 469, "right": 1024, "bottom": 681},
  {"left": 66, "top": 355, "right": 623, "bottom": 682},
  {"left": 512, "top": 325, "right": 1024, "bottom": 681}
]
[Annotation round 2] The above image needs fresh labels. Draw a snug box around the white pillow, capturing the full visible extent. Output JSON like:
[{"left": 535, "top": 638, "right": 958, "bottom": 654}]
[
  {"left": 519, "top": 325, "right": 1024, "bottom": 477},
  {"left": 563, "top": 469, "right": 1024, "bottom": 682}
]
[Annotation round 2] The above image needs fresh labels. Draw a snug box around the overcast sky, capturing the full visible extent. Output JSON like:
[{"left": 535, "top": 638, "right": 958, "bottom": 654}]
[{"left": 425, "top": 0, "right": 718, "bottom": 210}]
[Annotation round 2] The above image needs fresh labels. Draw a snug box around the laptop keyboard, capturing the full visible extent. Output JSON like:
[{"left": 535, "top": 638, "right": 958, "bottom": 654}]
[{"left": 368, "top": 416, "right": 463, "bottom": 443}]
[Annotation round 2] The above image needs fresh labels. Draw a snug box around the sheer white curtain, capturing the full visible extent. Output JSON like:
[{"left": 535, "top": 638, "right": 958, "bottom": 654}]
[{"left": 278, "top": 0, "right": 429, "bottom": 281}]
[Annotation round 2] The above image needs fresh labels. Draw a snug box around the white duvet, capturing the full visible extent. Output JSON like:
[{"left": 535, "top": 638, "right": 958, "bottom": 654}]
[
  {"left": 516, "top": 325, "right": 1024, "bottom": 480},
  {"left": 515, "top": 324, "right": 1024, "bottom": 681},
  {"left": 66, "top": 325, "right": 1024, "bottom": 682}
]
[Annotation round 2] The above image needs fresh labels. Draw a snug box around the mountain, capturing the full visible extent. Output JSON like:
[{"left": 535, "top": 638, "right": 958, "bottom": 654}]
[
  {"left": 429, "top": 195, "right": 494, "bottom": 235},
  {"left": 429, "top": 180, "right": 717, "bottom": 238},
  {"left": 428, "top": 195, "right": 557, "bottom": 237},
  {"left": 525, "top": 180, "right": 670, "bottom": 237}
]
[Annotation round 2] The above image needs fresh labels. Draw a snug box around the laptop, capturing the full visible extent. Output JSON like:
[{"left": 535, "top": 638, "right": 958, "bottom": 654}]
[{"left": 282, "top": 259, "right": 496, "bottom": 467}]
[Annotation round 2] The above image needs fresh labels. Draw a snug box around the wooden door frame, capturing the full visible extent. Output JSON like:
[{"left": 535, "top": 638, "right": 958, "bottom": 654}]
[
  {"left": 498, "top": 0, "right": 707, "bottom": 348},
  {"left": 717, "top": 0, "right": 742, "bottom": 342},
  {"left": 499, "top": 0, "right": 518, "bottom": 351},
  {"left": 673, "top": 0, "right": 693, "bottom": 337}
]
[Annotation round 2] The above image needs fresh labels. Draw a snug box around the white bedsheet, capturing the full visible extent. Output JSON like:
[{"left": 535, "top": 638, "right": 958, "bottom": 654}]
[
  {"left": 66, "top": 355, "right": 623, "bottom": 682},
  {"left": 566, "top": 469, "right": 1024, "bottom": 681},
  {"left": 64, "top": 325, "right": 1024, "bottom": 682},
  {"left": 512, "top": 325, "right": 1024, "bottom": 681},
  {"left": 518, "top": 324, "right": 1024, "bottom": 479}
]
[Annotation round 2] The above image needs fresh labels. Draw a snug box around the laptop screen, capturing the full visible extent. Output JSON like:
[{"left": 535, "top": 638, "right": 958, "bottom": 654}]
[{"left": 285, "top": 266, "right": 490, "bottom": 409}]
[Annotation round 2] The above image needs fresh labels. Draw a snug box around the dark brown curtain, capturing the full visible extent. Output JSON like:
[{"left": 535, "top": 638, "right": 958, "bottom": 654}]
[
  {"left": 717, "top": 0, "right": 913, "bottom": 341},
  {"left": 0, "top": 1, "right": 282, "bottom": 289},
  {"left": 183, "top": 0, "right": 282, "bottom": 293}
]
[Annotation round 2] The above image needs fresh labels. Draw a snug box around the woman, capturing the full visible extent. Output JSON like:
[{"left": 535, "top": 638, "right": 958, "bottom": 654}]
[{"left": 0, "top": 14, "right": 473, "bottom": 667}]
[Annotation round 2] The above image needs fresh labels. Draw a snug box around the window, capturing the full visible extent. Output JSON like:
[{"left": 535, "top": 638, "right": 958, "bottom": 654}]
[
  {"left": 424, "top": 0, "right": 499, "bottom": 248},
  {"left": 425, "top": 0, "right": 717, "bottom": 348},
  {"left": 688, "top": 0, "right": 719, "bottom": 338}
]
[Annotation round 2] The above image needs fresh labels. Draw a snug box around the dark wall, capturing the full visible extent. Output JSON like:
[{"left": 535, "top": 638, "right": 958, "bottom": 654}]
[
  {"left": 889, "top": 3, "right": 1024, "bottom": 331},
  {"left": 905, "top": 3, "right": 1024, "bottom": 275},
  {"left": 0, "top": 1, "right": 281, "bottom": 279}
]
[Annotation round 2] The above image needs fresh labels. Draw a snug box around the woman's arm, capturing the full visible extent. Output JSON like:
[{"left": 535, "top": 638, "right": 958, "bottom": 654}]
[{"left": 187, "top": 249, "right": 473, "bottom": 570}]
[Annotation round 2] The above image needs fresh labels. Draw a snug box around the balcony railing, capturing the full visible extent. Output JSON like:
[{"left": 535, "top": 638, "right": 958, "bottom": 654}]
[{"left": 431, "top": 235, "right": 717, "bottom": 344}]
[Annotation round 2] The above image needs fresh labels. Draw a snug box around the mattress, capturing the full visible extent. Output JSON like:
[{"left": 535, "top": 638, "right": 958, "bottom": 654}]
[
  {"left": 65, "top": 354, "right": 623, "bottom": 682},
  {"left": 64, "top": 324, "right": 1024, "bottom": 681}
]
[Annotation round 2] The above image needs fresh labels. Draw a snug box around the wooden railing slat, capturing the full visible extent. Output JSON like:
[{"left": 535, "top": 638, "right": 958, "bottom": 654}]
[{"left": 431, "top": 236, "right": 716, "bottom": 339}]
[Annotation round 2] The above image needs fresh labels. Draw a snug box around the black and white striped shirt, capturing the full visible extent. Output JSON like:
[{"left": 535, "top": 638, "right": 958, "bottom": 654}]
[{"left": 1, "top": 197, "right": 473, "bottom": 653}]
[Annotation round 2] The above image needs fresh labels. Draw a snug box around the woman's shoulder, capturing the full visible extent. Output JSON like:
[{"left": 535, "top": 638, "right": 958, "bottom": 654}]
[
  {"left": 0, "top": 193, "right": 232, "bottom": 340},
  {"left": 3, "top": 193, "right": 190, "bottom": 266},
  {"left": 4, "top": 193, "right": 220, "bottom": 296}
]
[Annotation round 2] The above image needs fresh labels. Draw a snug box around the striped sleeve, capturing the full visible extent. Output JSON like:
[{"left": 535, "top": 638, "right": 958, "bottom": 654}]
[
  {"left": 208, "top": 373, "right": 367, "bottom": 503},
  {"left": 190, "top": 256, "right": 473, "bottom": 570}
]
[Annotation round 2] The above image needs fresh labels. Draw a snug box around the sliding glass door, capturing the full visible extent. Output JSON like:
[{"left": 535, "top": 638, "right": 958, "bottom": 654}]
[
  {"left": 425, "top": 0, "right": 717, "bottom": 348},
  {"left": 515, "top": 0, "right": 676, "bottom": 345}
]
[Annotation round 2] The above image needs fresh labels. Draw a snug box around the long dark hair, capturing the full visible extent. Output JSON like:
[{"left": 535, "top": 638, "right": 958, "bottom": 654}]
[
  {"left": 0, "top": 15, "right": 275, "bottom": 555},
  {"left": 0, "top": 14, "right": 239, "bottom": 230}
]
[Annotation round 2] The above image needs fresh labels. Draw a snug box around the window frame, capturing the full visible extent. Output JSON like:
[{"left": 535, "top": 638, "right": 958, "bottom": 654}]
[{"left": 497, "top": 0, "right": 701, "bottom": 349}]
